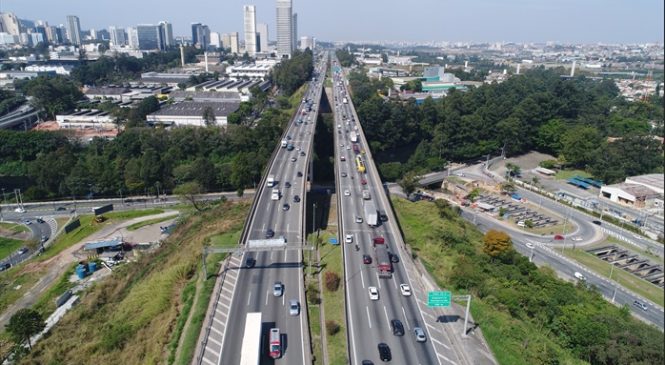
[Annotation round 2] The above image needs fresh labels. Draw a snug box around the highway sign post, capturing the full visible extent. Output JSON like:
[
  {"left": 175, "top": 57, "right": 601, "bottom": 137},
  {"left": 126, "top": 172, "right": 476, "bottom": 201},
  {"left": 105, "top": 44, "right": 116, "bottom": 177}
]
[{"left": 427, "top": 291, "right": 451, "bottom": 307}]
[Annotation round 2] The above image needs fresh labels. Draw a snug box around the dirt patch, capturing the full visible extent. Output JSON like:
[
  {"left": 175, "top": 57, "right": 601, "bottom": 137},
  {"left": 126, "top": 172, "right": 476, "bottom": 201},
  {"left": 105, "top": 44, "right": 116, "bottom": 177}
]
[
  {"left": 0, "top": 227, "right": 30, "bottom": 241},
  {"left": 491, "top": 151, "right": 556, "bottom": 176}
]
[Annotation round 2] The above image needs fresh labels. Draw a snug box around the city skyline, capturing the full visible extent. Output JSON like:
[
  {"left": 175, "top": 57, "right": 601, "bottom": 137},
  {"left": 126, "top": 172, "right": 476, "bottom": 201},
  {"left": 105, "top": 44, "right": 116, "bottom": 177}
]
[{"left": 0, "top": 0, "right": 662, "bottom": 44}]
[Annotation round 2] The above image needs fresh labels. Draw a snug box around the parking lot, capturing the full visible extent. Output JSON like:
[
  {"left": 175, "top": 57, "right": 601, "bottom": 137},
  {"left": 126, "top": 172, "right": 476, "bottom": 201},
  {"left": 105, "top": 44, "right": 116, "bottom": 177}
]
[{"left": 476, "top": 194, "right": 560, "bottom": 229}]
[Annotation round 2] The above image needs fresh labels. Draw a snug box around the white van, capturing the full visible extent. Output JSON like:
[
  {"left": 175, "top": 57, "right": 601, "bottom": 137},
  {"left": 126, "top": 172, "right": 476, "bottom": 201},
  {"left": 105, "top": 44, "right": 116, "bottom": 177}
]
[{"left": 281, "top": 139, "right": 288, "bottom": 148}]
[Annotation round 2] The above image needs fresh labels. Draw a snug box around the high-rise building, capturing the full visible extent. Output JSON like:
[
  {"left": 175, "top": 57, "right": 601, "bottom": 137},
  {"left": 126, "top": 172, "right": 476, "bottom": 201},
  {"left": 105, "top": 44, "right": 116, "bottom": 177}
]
[
  {"left": 136, "top": 25, "right": 161, "bottom": 50},
  {"left": 210, "top": 32, "right": 221, "bottom": 49},
  {"left": 127, "top": 27, "right": 139, "bottom": 49},
  {"left": 300, "top": 36, "right": 314, "bottom": 50},
  {"left": 159, "top": 21, "right": 174, "bottom": 49},
  {"left": 89, "top": 28, "right": 97, "bottom": 40},
  {"left": 0, "top": 12, "right": 22, "bottom": 36},
  {"left": 191, "top": 23, "right": 210, "bottom": 49},
  {"left": 221, "top": 33, "right": 231, "bottom": 49},
  {"left": 275, "top": 0, "right": 293, "bottom": 56},
  {"left": 230, "top": 32, "right": 239, "bottom": 54},
  {"left": 292, "top": 13, "right": 298, "bottom": 50},
  {"left": 66, "top": 15, "right": 82, "bottom": 45},
  {"left": 34, "top": 26, "right": 48, "bottom": 44},
  {"left": 243, "top": 5, "right": 257, "bottom": 56},
  {"left": 257, "top": 23, "right": 268, "bottom": 52},
  {"left": 109, "top": 26, "right": 126, "bottom": 47}
]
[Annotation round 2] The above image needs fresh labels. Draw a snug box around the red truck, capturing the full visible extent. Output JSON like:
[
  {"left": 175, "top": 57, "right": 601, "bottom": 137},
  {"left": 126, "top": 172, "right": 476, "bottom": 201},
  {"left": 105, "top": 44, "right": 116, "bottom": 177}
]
[{"left": 373, "top": 237, "right": 392, "bottom": 278}]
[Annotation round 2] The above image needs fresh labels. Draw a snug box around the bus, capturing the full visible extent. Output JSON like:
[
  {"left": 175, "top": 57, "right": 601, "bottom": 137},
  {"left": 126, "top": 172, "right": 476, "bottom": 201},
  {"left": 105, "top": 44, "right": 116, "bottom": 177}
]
[
  {"left": 240, "top": 312, "right": 262, "bottom": 365},
  {"left": 355, "top": 156, "right": 366, "bottom": 173}
]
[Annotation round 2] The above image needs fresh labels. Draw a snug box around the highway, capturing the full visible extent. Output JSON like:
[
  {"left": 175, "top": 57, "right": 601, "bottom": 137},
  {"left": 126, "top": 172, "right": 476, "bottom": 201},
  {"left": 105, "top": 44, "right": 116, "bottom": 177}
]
[
  {"left": 332, "top": 59, "right": 441, "bottom": 365},
  {"left": 0, "top": 217, "right": 52, "bottom": 269},
  {"left": 199, "top": 53, "right": 328, "bottom": 365},
  {"left": 461, "top": 208, "right": 665, "bottom": 329}
]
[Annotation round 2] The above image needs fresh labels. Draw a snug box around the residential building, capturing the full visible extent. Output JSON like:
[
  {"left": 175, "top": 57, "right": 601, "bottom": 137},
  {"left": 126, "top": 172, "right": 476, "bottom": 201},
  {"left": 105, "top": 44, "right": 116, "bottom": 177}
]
[
  {"left": 243, "top": 5, "right": 257, "bottom": 56},
  {"left": 66, "top": 15, "right": 82, "bottom": 45},
  {"left": 159, "top": 21, "right": 174, "bottom": 49},
  {"left": 109, "top": 26, "right": 126, "bottom": 47},
  {"left": 275, "top": 0, "right": 293, "bottom": 56},
  {"left": 230, "top": 32, "right": 240, "bottom": 54},
  {"left": 0, "top": 12, "right": 21, "bottom": 36},
  {"left": 126, "top": 27, "right": 139, "bottom": 49},
  {"left": 257, "top": 23, "right": 268, "bottom": 52},
  {"left": 221, "top": 33, "right": 232, "bottom": 49},
  {"left": 210, "top": 32, "right": 221, "bottom": 49},
  {"left": 0, "top": 33, "right": 16, "bottom": 45}
]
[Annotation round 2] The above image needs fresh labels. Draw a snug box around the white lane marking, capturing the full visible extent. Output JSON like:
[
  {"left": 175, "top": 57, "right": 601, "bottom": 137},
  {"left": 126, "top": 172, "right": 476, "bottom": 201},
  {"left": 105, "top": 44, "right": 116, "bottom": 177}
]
[
  {"left": 271, "top": 251, "right": 276, "bottom": 261},
  {"left": 383, "top": 305, "right": 390, "bottom": 324},
  {"left": 392, "top": 275, "right": 398, "bottom": 289},
  {"left": 366, "top": 306, "right": 372, "bottom": 329},
  {"left": 402, "top": 306, "right": 411, "bottom": 329},
  {"left": 376, "top": 272, "right": 382, "bottom": 289},
  {"left": 202, "top": 355, "right": 217, "bottom": 365},
  {"left": 439, "top": 353, "right": 458, "bottom": 365},
  {"left": 282, "top": 294, "right": 285, "bottom": 306},
  {"left": 360, "top": 265, "right": 366, "bottom": 288},
  {"left": 247, "top": 291, "right": 252, "bottom": 306},
  {"left": 265, "top": 290, "right": 269, "bottom": 306},
  {"left": 430, "top": 335, "right": 451, "bottom": 350},
  {"left": 262, "top": 223, "right": 266, "bottom": 231}
]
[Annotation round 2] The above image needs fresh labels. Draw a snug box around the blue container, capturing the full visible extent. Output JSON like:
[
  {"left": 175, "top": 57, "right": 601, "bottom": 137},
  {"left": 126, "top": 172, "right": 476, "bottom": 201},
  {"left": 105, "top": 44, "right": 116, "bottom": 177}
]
[
  {"left": 88, "top": 262, "right": 97, "bottom": 273},
  {"left": 75, "top": 264, "right": 87, "bottom": 279}
]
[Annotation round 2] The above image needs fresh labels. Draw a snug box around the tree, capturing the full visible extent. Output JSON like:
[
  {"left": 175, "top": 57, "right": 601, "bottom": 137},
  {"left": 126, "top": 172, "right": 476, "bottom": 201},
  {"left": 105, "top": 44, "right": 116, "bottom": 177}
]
[
  {"left": 324, "top": 271, "right": 341, "bottom": 291},
  {"left": 500, "top": 181, "right": 516, "bottom": 194},
  {"left": 5, "top": 308, "right": 45, "bottom": 349},
  {"left": 398, "top": 171, "right": 420, "bottom": 197},
  {"left": 174, "top": 181, "right": 204, "bottom": 211},
  {"left": 202, "top": 106, "right": 216, "bottom": 126},
  {"left": 482, "top": 230, "right": 512, "bottom": 258},
  {"left": 505, "top": 162, "right": 521, "bottom": 177}
]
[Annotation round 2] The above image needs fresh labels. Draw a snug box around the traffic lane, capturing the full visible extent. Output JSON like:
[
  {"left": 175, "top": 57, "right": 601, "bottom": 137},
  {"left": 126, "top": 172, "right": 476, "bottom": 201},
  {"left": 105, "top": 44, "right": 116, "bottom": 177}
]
[{"left": 472, "top": 211, "right": 665, "bottom": 329}]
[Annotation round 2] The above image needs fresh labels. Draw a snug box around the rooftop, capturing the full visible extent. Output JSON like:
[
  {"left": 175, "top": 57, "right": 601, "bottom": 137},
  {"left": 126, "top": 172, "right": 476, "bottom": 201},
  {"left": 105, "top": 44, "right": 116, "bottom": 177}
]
[
  {"left": 626, "top": 174, "right": 664, "bottom": 191},
  {"left": 607, "top": 183, "right": 662, "bottom": 198},
  {"left": 149, "top": 101, "right": 240, "bottom": 117}
]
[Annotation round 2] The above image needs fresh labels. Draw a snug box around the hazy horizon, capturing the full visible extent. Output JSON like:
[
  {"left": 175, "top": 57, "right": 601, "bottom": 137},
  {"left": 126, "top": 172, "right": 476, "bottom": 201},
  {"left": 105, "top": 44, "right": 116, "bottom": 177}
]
[{"left": 1, "top": 0, "right": 663, "bottom": 44}]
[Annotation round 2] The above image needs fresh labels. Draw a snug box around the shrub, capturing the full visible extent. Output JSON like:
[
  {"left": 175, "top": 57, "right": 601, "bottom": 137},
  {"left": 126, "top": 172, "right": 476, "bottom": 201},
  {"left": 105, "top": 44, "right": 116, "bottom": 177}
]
[
  {"left": 324, "top": 271, "right": 341, "bottom": 292},
  {"left": 307, "top": 283, "right": 320, "bottom": 304},
  {"left": 325, "top": 320, "right": 340, "bottom": 336}
]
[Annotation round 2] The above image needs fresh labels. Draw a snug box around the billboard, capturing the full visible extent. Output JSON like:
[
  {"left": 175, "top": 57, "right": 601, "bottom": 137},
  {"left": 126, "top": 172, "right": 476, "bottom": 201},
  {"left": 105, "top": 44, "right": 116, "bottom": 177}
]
[
  {"left": 92, "top": 204, "right": 114, "bottom": 216},
  {"left": 64, "top": 219, "right": 81, "bottom": 233}
]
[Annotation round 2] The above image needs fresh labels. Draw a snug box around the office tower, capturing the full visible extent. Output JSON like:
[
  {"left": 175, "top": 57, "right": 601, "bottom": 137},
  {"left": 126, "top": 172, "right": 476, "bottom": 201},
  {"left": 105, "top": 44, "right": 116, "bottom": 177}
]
[
  {"left": 292, "top": 13, "right": 298, "bottom": 50},
  {"left": 191, "top": 23, "right": 201, "bottom": 45},
  {"left": 66, "top": 15, "right": 82, "bottom": 45},
  {"left": 109, "top": 26, "right": 126, "bottom": 47},
  {"left": 275, "top": 0, "right": 293, "bottom": 56},
  {"left": 257, "top": 23, "right": 268, "bottom": 52},
  {"left": 159, "top": 21, "right": 174, "bottom": 49},
  {"left": 230, "top": 32, "right": 239, "bottom": 54},
  {"left": 210, "top": 32, "right": 221, "bottom": 49},
  {"left": 221, "top": 33, "right": 231, "bottom": 49},
  {"left": 34, "top": 26, "right": 48, "bottom": 43},
  {"left": 127, "top": 27, "right": 139, "bottom": 49},
  {"left": 136, "top": 25, "right": 161, "bottom": 50},
  {"left": 191, "top": 23, "right": 210, "bottom": 49},
  {"left": 0, "top": 12, "right": 22, "bottom": 36},
  {"left": 243, "top": 5, "right": 257, "bottom": 56}
]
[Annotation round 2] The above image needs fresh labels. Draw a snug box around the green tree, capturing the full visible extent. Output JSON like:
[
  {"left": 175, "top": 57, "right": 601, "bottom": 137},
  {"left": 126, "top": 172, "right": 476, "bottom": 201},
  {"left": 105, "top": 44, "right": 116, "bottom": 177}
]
[
  {"left": 398, "top": 171, "right": 420, "bottom": 197},
  {"left": 174, "top": 181, "right": 204, "bottom": 211},
  {"left": 561, "top": 126, "right": 603, "bottom": 168},
  {"left": 5, "top": 308, "right": 45, "bottom": 349},
  {"left": 202, "top": 106, "right": 216, "bottom": 126}
]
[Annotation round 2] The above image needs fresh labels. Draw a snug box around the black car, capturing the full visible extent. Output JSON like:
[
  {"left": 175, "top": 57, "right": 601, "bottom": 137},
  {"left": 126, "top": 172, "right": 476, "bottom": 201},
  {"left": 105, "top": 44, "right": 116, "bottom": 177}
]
[
  {"left": 297, "top": 171, "right": 303, "bottom": 177},
  {"left": 389, "top": 254, "right": 399, "bottom": 263},
  {"left": 282, "top": 204, "right": 290, "bottom": 211},
  {"left": 361, "top": 361, "right": 374, "bottom": 365},
  {"left": 293, "top": 195, "right": 301, "bottom": 203},
  {"left": 36, "top": 218, "right": 45, "bottom": 224},
  {"left": 592, "top": 220, "right": 602, "bottom": 225},
  {"left": 285, "top": 182, "right": 292, "bottom": 188},
  {"left": 266, "top": 229, "right": 275, "bottom": 238},
  {"left": 245, "top": 257, "right": 256, "bottom": 268},
  {"left": 378, "top": 343, "right": 392, "bottom": 362},
  {"left": 0, "top": 262, "right": 11, "bottom": 272},
  {"left": 55, "top": 206, "right": 66, "bottom": 211},
  {"left": 379, "top": 213, "right": 388, "bottom": 222},
  {"left": 391, "top": 319, "right": 404, "bottom": 336}
]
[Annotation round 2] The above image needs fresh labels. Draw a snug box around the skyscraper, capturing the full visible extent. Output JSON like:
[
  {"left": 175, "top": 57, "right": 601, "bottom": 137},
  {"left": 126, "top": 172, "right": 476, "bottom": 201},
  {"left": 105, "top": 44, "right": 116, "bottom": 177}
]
[
  {"left": 66, "top": 15, "right": 81, "bottom": 45},
  {"left": 191, "top": 23, "right": 210, "bottom": 49},
  {"left": 0, "top": 12, "right": 22, "bottom": 35},
  {"left": 276, "top": 0, "right": 293, "bottom": 56},
  {"left": 243, "top": 5, "right": 257, "bottom": 56},
  {"left": 136, "top": 25, "right": 160, "bottom": 50},
  {"left": 159, "top": 21, "right": 174, "bottom": 49},
  {"left": 127, "top": 27, "right": 139, "bottom": 49},
  {"left": 292, "top": 13, "right": 298, "bottom": 50},
  {"left": 230, "top": 32, "right": 239, "bottom": 54},
  {"left": 257, "top": 23, "right": 268, "bottom": 53}
]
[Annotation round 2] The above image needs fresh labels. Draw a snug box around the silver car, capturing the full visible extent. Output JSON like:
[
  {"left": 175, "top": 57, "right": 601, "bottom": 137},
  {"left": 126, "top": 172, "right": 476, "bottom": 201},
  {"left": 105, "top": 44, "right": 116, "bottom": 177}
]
[
  {"left": 273, "top": 282, "right": 284, "bottom": 297},
  {"left": 414, "top": 327, "right": 427, "bottom": 342},
  {"left": 289, "top": 300, "right": 300, "bottom": 316}
]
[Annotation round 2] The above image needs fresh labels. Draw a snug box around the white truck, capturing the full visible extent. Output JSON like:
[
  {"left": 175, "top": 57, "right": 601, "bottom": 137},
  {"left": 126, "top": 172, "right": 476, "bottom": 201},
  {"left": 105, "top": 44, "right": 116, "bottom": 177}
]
[
  {"left": 271, "top": 188, "right": 280, "bottom": 200},
  {"left": 267, "top": 175, "right": 276, "bottom": 187},
  {"left": 363, "top": 200, "right": 378, "bottom": 227},
  {"left": 281, "top": 139, "right": 288, "bottom": 148}
]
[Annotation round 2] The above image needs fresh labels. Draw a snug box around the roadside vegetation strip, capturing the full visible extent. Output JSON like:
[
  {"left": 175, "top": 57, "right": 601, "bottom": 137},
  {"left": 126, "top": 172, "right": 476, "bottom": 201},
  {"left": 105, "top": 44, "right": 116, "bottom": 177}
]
[
  {"left": 390, "top": 197, "right": 664, "bottom": 365},
  {"left": 30, "top": 262, "right": 77, "bottom": 317},
  {"left": 553, "top": 169, "right": 592, "bottom": 181},
  {"left": 304, "top": 234, "right": 324, "bottom": 365},
  {"left": 0, "top": 269, "right": 45, "bottom": 315},
  {"left": 562, "top": 248, "right": 664, "bottom": 307},
  {"left": 127, "top": 214, "right": 177, "bottom": 231},
  {"left": 0, "top": 222, "right": 29, "bottom": 234},
  {"left": 0, "top": 236, "right": 23, "bottom": 261},
  {"left": 18, "top": 200, "right": 249, "bottom": 364}
]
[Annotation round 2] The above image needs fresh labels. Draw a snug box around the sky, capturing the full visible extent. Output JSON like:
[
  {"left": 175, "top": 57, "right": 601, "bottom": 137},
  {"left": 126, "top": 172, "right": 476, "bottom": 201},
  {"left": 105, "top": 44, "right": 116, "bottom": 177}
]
[{"left": 1, "top": 0, "right": 663, "bottom": 44}]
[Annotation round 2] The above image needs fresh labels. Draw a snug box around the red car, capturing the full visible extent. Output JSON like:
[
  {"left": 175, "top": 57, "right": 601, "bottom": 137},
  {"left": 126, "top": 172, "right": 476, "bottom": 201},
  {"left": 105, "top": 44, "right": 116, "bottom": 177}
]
[
  {"left": 362, "top": 255, "right": 372, "bottom": 264},
  {"left": 360, "top": 178, "right": 367, "bottom": 185},
  {"left": 553, "top": 234, "right": 564, "bottom": 240}
]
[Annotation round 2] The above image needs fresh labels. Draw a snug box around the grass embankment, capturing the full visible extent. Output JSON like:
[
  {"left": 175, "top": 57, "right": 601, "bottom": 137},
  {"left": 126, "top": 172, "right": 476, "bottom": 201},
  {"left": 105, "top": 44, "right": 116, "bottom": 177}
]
[
  {"left": 554, "top": 169, "right": 592, "bottom": 181},
  {"left": 391, "top": 197, "right": 664, "bottom": 365},
  {"left": 31, "top": 263, "right": 77, "bottom": 317},
  {"left": 563, "top": 246, "right": 664, "bottom": 307},
  {"left": 0, "top": 209, "right": 166, "bottom": 317},
  {"left": 19, "top": 201, "right": 249, "bottom": 365},
  {"left": 0, "top": 237, "right": 23, "bottom": 261},
  {"left": 126, "top": 215, "right": 177, "bottom": 231},
  {"left": 0, "top": 222, "right": 29, "bottom": 234}
]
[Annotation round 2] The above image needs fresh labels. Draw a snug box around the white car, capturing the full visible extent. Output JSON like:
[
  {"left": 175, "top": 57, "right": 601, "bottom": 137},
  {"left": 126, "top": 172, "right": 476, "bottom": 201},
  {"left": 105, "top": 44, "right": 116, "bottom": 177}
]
[
  {"left": 344, "top": 190, "right": 351, "bottom": 196},
  {"left": 345, "top": 234, "right": 353, "bottom": 244},
  {"left": 368, "top": 286, "right": 379, "bottom": 301},
  {"left": 525, "top": 242, "right": 535, "bottom": 249},
  {"left": 289, "top": 300, "right": 300, "bottom": 316},
  {"left": 355, "top": 216, "right": 363, "bottom": 224},
  {"left": 273, "top": 282, "right": 284, "bottom": 297},
  {"left": 399, "top": 284, "right": 412, "bottom": 297},
  {"left": 571, "top": 236, "right": 583, "bottom": 242}
]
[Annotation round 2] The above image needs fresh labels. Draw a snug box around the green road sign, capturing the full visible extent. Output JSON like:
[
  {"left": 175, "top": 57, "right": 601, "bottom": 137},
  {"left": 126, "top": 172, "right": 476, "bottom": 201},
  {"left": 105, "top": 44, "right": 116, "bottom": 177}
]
[{"left": 427, "top": 291, "right": 451, "bottom": 307}]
